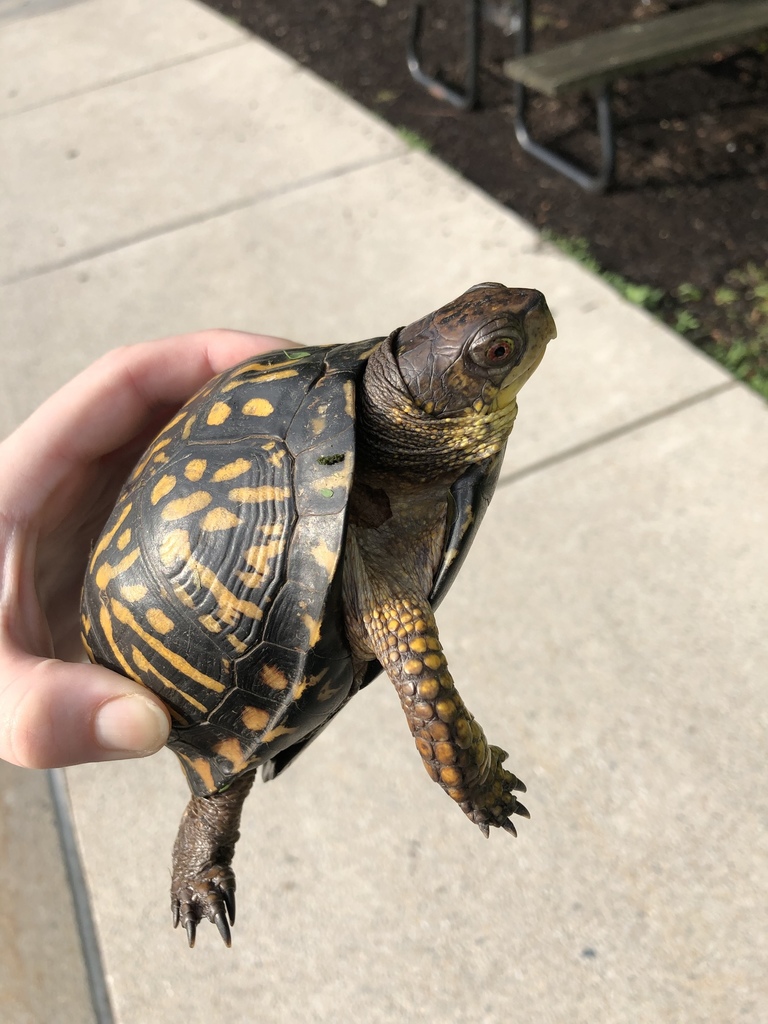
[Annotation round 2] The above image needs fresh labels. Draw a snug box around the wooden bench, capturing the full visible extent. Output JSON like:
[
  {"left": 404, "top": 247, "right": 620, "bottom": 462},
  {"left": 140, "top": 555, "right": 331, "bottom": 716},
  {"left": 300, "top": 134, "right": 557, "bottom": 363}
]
[{"left": 408, "top": 0, "right": 768, "bottom": 192}]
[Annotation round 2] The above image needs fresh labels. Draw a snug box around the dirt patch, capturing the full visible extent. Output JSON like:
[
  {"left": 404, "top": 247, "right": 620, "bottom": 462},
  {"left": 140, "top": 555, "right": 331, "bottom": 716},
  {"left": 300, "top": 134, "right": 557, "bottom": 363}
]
[{"left": 201, "top": 0, "right": 768, "bottom": 395}]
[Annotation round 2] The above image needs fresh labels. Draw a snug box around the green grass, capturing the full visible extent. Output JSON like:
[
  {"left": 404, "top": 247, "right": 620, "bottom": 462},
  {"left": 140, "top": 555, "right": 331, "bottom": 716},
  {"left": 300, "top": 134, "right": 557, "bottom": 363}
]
[
  {"left": 396, "top": 127, "right": 432, "bottom": 153},
  {"left": 703, "top": 262, "right": 768, "bottom": 399},
  {"left": 544, "top": 231, "right": 768, "bottom": 400},
  {"left": 543, "top": 233, "right": 665, "bottom": 312}
]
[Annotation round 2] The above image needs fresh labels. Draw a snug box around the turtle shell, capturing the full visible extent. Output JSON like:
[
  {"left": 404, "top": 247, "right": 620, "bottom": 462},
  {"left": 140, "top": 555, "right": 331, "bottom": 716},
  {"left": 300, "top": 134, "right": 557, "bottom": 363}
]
[{"left": 81, "top": 339, "right": 504, "bottom": 797}]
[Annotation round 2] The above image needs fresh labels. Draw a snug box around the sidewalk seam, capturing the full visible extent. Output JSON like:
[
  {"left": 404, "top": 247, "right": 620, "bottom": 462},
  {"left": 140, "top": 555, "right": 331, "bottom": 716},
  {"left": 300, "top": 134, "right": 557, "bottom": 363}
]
[
  {"left": 48, "top": 769, "right": 114, "bottom": 1024},
  {"left": 0, "top": 150, "right": 405, "bottom": 286},
  {"left": 0, "top": 36, "right": 251, "bottom": 121},
  {"left": 500, "top": 379, "right": 739, "bottom": 487}
]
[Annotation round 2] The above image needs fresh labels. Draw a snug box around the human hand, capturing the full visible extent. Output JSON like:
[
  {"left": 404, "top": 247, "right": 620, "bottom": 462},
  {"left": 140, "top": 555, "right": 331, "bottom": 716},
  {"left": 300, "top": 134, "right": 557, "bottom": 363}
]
[{"left": 0, "top": 330, "right": 295, "bottom": 769}]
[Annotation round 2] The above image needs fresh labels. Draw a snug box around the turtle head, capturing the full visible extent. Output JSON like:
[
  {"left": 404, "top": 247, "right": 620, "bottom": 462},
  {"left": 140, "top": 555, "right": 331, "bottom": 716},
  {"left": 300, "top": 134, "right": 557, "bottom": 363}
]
[
  {"left": 360, "top": 283, "right": 556, "bottom": 478},
  {"left": 394, "top": 282, "right": 555, "bottom": 418}
]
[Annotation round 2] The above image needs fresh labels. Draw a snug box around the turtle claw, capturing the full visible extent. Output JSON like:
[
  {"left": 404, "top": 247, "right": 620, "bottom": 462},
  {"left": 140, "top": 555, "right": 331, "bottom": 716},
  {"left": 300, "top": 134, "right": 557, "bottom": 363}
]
[
  {"left": 214, "top": 911, "right": 232, "bottom": 947},
  {"left": 171, "top": 865, "right": 236, "bottom": 947},
  {"left": 464, "top": 746, "right": 530, "bottom": 837},
  {"left": 223, "top": 887, "right": 236, "bottom": 926}
]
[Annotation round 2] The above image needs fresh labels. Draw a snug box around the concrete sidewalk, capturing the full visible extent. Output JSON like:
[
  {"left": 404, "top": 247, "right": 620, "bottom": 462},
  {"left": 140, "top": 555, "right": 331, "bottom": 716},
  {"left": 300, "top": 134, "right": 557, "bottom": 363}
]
[{"left": 1, "top": 1, "right": 766, "bottom": 1021}]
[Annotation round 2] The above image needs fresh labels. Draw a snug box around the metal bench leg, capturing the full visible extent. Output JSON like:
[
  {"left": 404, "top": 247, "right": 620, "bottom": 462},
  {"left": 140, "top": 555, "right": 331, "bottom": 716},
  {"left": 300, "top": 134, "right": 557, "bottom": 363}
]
[
  {"left": 408, "top": 0, "right": 482, "bottom": 111},
  {"left": 512, "top": 81, "right": 616, "bottom": 193}
]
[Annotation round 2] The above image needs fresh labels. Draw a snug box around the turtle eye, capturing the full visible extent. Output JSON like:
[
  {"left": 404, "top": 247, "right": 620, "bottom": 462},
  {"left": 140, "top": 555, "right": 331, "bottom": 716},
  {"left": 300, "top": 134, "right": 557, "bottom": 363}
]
[
  {"left": 486, "top": 340, "right": 513, "bottom": 363},
  {"left": 471, "top": 335, "right": 522, "bottom": 369}
]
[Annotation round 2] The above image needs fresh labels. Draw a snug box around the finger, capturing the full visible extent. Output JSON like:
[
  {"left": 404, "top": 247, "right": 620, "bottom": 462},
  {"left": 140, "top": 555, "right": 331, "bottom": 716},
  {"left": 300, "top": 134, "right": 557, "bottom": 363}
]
[
  {"left": 0, "top": 655, "right": 171, "bottom": 769},
  {"left": 1, "top": 330, "right": 296, "bottom": 510}
]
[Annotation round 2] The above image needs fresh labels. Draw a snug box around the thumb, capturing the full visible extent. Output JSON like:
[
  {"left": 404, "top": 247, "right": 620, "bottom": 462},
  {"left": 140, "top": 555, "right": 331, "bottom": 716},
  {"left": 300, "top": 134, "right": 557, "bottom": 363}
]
[{"left": 1, "top": 656, "right": 170, "bottom": 769}]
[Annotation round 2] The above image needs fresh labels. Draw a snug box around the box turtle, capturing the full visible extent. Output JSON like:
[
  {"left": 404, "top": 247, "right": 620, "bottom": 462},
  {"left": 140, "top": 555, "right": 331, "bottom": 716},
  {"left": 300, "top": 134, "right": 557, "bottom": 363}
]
[{"left": 81, "top": 283, "right": 556, "bottom": 946}]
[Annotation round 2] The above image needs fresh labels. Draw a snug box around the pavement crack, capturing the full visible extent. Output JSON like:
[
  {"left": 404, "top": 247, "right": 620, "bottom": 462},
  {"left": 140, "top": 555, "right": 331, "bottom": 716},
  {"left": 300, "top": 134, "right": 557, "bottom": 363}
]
[
  {"left": 0, "top": 151, "right": 403, "bottom": 285},
  {"left": 0, "top": 37, "right": 251, "bottom": 121},
  {"left": 48, "top": 769, "right": 114, "bottom": 1024},
  {"left": 498, "top": 379, "right": 738, "bottom": 488}
]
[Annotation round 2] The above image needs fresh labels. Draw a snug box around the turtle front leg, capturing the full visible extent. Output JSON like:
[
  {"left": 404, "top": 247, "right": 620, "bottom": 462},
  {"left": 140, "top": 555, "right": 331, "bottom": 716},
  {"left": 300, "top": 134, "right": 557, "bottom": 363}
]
[
  {"left": 171, "top": 772, "right": 255, "bottom": 947},
  {"left": 364, "top": 598, "right": 529, "bottom": 836}
]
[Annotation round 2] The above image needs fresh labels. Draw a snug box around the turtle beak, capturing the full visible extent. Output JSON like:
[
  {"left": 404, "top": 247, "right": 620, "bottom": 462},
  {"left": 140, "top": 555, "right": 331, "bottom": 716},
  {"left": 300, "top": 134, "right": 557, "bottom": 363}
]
[{"left": 497, "top": 297, "right": 557, "bottom": 408}]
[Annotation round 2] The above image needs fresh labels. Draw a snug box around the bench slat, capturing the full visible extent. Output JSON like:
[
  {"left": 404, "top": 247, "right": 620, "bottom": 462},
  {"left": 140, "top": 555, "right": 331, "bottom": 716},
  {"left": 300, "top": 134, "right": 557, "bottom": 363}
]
[{"left": 503, "top": 1, "right": 768, "bottom": 97}]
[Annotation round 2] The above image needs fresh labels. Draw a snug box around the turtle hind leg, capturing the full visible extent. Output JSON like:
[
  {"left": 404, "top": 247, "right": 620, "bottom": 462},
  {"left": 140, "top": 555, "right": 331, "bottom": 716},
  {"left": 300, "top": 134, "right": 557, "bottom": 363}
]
[{"left": 170, "top": 772, "right": 255, "bottom": 947}]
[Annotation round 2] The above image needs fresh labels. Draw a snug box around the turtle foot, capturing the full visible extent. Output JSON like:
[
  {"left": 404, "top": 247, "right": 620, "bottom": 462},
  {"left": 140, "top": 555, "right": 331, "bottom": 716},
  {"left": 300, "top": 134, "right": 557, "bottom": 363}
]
[
  {"left": 170, "top": 773, "right": 254, "bottom": 947},
  {"left": 463, "top": 745, "right": 529, "bottom": 838},
  {"left": 171, "top": 866, "right": 236, "bottom": 947}
]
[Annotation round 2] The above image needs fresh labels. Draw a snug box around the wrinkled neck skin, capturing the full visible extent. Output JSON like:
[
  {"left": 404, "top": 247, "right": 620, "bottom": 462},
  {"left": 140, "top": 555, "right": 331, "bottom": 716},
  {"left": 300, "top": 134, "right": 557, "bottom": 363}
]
[
  {"left": 356, "top": 334, "right": 517, "bottom": 484},
  {"left": 342, "top": 335, "right": 512, "bottom": 667}
]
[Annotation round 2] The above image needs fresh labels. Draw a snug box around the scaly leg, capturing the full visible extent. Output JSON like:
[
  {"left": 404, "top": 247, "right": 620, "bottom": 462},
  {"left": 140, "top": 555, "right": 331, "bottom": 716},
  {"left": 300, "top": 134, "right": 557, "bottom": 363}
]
[
  {"left": 364, "top": 597, "right": 529, "bottom": 836},
  {"left": 170, "top": 771, "right": 255, "bottom": 947}
]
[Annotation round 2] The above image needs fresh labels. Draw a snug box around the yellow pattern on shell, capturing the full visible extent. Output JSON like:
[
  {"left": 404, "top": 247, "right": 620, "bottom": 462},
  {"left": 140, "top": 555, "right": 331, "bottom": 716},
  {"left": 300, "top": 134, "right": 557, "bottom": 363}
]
[
  {"left": 146, "top": 608, "right": 175, "bottom": 634},
  {"left": 110, "top": 599, "right": 225, "bottom": 692},
  {"left": 151, "top": 475, "right": 176, "bottom": 505},
  {"left": 156, "top": 410, "right": 187, "bottom": 435},
  {"left": 317, "top": 676, "right": 345, "bottom": 702},
  {"left": 184, "top": 459, "right": 207, "bottom": 481},
  {"left": 211, "top": 459, "right": 251, "bottom": 482},
  {"left": 161, "top": 491, "right": 212, "bottom": 521},
  {"left": 178, "top": 753, "right": 216, "bottom": 794},
  {"left": 310, "top": 539, "right": 337, "bottom": 575},
  {"left": 302, "top": 614, "right": 322, "bottom": 646},
  {"left": 343, "top": 378, "right": 355, "bottom": 418},
  {"left": 201, "top": 570, "right": 262, "bottom": 624},
  {"left": 241, "top": 706, "right": 270, "bottom": 731},
  {"left": 200, "top": 507, "right": 242, "bottom": 532},
  {"left": 159, "top": 529, "right": 191, "bottom": 567},
  {"left": 131, "top": 647, "right": 207, "bottom": 712},
  {"left": 259, "top": 522, "right": 285, "bottom": 537},
  {"left": 207, "top": 402, "right": 232, "bottom": 426},
  {"left": 261, "top": 725, "right": 297, "bottom": 744},
  {"left": 242, "top": 397, "right": 275, "bottom": 417},
  {"left": 130, "top": 437, "right": 171, "bottom": 481},
  {"left": 292, "top": 666, "right": 329, "bottom": 700},
  {"left": 94, "top": 547, "right": 141, "bottom": 590},
  {"left": 157, "top": 541, "right": 263, "bottom": 624},
  {"left": 311, "top": 466, "right": 351, "bottom": 493},
  {"left": 89, "top": 503, "right": 132, "bottom": 569},
  {"left": 221, "top": 367, "right": 298, "bottom": 392},
  {"left": 173, "top": 585, "right": 196, "bottom": 609},
  {"left": 261, "top": 664, "right": 290, "bottom": 690},
  {"left": 213, "top": 737, "right": 250, "bottom": 774},
  {"left": 243, "top": 539, "right": 285, "bottom": 573},
  {"left": 229, "top": 486, "right": 291, "bottom": 503},
  {"left": 98, "top": 604, "right": 139, "bottom": 681}
]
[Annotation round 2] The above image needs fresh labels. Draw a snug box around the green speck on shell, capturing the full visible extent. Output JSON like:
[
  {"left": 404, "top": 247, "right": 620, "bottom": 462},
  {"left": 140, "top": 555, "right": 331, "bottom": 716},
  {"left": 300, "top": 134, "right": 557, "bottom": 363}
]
[{"left": 320, "top": 488, "right": 334, "bottom": 498}]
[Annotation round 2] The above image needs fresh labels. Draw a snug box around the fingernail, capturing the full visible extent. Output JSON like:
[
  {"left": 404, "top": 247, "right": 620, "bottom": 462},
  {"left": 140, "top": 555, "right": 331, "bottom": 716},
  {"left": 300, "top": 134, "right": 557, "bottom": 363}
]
[{"left": 94, "top": 695, "right": 169, "bottom": 755}]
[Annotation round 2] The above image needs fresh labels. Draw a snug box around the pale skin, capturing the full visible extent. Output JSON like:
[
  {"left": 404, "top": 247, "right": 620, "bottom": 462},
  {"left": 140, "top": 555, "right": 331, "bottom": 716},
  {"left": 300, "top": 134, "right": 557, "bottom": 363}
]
[{"left": 0, "top": 330, "right": 295, "bottom": 770}]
